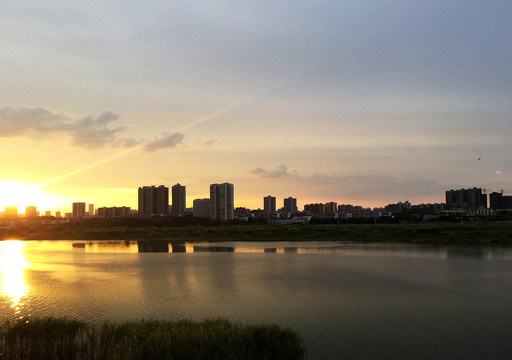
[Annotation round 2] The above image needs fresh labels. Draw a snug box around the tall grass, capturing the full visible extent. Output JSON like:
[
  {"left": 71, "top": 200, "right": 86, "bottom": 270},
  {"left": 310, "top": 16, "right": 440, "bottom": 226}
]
[
  {"left": 0, "top": 317, "right": 88, "bottom": 360},
  {"left": 0, "top": 318, "right": 306, "bottom": 360}
]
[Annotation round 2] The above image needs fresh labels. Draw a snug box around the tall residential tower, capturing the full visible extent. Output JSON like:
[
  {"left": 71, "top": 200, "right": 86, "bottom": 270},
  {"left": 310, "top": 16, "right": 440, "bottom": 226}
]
[
  {"left": 263, "top": 195, "right": 276, "bottom": 215},
  {"left": 138, "top": 185, "right": 169, "bottom": 217},
  {"left": 283, "top": 197, "right": 298, "bottom": 213},
  {"left": 209, "top": 183, "right": 234, "bottom": 221},
  {"left": 171, "top": 183, "right": 186, "bottom": 216}
]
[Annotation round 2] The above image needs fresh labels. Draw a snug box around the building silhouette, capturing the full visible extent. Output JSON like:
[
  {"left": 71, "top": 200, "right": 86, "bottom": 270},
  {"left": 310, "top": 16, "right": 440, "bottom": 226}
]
[
  {"left": 97, "top": 206, "right": 131, "bottom": 217},
  {"left": 193, "top": 198, "right": 210, "bottom": 218},
  {"left": 209, "top": 183, "right": 234, "bottom": 221},
  {"left": 234, "top": 207, "right": 251, "bottom": 217},
  {"left": 3, "top": 207, "right": 18, "bottom": 218},
  {"left": 72, "top": 202, "right": 86, "bottom": 218},
  {"left": 283, "top": 197, "right": 298, "bottom": 213},
  {"left": 324, "top": 202, "right": 338, "bottom": 214},
  {"left": 445, "top": 188, "right": 487, "bottom": 210},
  {"left": 490, "top": 191, "right": 512, "bottom": 210},
  {"left": 263, "top": 195, "right": 276, "bottom": 215},
  {"left": 25, "top": 206, "right": 37, "bottom": 218},
  {"left": 171, "top": 183, "right": 186, "bottom": 216},
  {"left": 138, "top": 185, "right": 169, "bottom": 217},
  {"left": 304, "top": 203, "right": 325, "bottom": 214}
]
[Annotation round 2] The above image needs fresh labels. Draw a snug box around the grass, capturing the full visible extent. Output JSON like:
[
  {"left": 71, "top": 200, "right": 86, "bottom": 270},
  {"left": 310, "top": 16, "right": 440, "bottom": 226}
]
[
  {"left": 0, "top": 317, "right": 306, "bottom": 360},
  {"left": 3, "top": 221, "right": 512, "bottom": 244}
]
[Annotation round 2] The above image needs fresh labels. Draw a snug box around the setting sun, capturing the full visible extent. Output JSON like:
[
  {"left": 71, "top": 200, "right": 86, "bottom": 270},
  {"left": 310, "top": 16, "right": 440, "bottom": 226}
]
[{"left": 0, "top": 180, "right": 56, "bottom": 214}]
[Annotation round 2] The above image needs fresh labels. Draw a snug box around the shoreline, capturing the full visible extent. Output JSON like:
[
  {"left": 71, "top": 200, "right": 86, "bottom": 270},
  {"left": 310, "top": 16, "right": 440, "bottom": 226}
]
[{"left": 1, "top": 221, "right": 512, "bottom": 244}]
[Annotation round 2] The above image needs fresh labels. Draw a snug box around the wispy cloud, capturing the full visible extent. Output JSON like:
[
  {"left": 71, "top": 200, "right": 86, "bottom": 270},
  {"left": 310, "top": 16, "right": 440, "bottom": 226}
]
[
  {"left": 144, "top": 132, "right": 184, "bottom": 152},
  {"left": 0, "top": 106, "right": 139, "bottom": 148},
  {"left": 251, "top": 164, "right": 447, "bottom": 204},
  {"left": 251, "top": 164, "right": 293, "bottom": 178},
  {"left": 0, "top": 106, "right": 188, "bottom": 152}
]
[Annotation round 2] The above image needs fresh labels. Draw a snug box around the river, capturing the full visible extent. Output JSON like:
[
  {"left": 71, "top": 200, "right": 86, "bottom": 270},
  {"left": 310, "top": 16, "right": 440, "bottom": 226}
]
[{"left": 1, "top": 240, "right": 512, "bottom": 359}]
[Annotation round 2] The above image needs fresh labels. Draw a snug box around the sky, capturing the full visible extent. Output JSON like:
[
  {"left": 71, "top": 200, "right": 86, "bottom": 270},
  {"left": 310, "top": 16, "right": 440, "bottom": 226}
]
[{"left": 1, "top": 0, "right": 511, "bottom": 213}]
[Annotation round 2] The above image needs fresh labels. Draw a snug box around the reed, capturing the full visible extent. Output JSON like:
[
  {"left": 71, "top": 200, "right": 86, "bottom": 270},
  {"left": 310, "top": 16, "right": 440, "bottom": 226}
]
[{"left": 0, "top": 317, "right": 306, "bottom": 360}]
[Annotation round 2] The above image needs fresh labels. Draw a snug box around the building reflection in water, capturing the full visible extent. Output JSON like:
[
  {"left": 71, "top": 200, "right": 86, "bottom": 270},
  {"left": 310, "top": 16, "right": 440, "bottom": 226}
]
[
  {"left": 0, "top": 241, "right": 29, "bottom": 319},
  {"left": 137, "top": 240, "right": 170, "bottom": 253}
]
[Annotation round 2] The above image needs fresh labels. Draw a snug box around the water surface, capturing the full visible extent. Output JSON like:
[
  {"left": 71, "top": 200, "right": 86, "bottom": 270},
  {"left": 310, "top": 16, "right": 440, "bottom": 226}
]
[{"left": 1, "top": 240, "right": 512, "bottom": 359}]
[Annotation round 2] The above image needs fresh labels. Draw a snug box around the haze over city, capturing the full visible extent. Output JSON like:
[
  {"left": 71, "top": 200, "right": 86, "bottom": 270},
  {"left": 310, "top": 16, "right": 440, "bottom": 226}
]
[{"left": 1, "top": 1, "right": 511, "bottom": 213}]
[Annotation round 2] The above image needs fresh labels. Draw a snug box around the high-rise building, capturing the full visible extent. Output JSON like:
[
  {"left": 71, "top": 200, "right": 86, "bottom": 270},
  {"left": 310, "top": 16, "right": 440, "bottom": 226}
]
[
  {"left": 138, "top": 185, "right": 169, "bottom": 217},
  {"left": 324, "top": 202, "right": 338, "bottom": 214},
  {"left": 72, "top": 202, "right": 86, "bottom": 218},
  {"left": 88, "top": 204, "right": 94, "bottom": 217},
  {"left": 171, "top": 183, "right": 186, "bottom": 216},
  {"left": 263, "top": 195, "right": 276, "bottom": 215},
  {"left": 55, "top": 211, "right": 62, "bottom": 218},
  {"left": 25, "top": 206, "right": 37, "bottom": 217},
  {"left": 304, "top": 203, "right": 325, "bottom": 214},
  {"left": 445, "top": 188, "right": 487, "bottom": 210},
  {"left": 44, "top": 211, "right": 52, "bottom": 217},
  {"left": 3, "top": 207, "right": 18, "bottom": 218},
  {"left": 193, "top": 198, "right": 211, "bottom": 218},
  {"left": 490, "top": 191, "right": 512, "bottom": 210},
  {"left": 283, "top": 197, "right": 298, "bottom": 213},
  {"left": 209, "top": 183, "right": 234, "bottom": 221}
]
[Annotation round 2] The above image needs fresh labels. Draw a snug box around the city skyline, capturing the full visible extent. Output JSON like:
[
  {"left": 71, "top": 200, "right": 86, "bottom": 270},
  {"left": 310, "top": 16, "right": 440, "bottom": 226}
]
[
  {"left": 2, "top": 184, "right": 509, "bottom": 218},
  {"left": 1, "top": 2, "right": 511, "bottom": 213}
]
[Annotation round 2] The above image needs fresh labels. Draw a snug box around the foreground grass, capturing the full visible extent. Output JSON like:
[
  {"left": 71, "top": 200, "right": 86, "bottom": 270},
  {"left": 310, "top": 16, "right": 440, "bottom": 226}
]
[
  {"left": 2, "top": 221, "right": 512, "bottom": 243},
  {"left": 0, "top": 317, "right": 306, "bottom": 360}
]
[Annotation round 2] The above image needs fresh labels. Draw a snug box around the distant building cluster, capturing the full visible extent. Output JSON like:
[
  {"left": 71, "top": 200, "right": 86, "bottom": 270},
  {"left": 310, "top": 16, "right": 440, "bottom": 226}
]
[
  {"left": 137, "top": 182, "right": 235, "bottom": 221},
  {"left": 490, "top": 191, "right": 512, "bottom": 210},
  {"left": 445, "top": 188, "right": 487, "bottom": 211},
  {"left": 97, "top": 206, "right": 131, "bottom": 217},
  {"left": 3, "top": 184, "right": 512, "bottom": 224}
]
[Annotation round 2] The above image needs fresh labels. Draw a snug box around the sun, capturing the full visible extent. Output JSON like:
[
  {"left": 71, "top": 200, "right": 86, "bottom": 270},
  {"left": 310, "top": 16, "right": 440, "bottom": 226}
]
[{"left": 0, "top": 180, "right": 56, "bottom": 214}]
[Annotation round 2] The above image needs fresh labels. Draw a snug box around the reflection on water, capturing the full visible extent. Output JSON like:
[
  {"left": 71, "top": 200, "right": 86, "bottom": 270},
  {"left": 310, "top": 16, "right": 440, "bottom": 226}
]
[
  {"left": 61, "top": 240, "right": 512, "bottom": 259},
  {"left": 72, "top": 241, "right": 139, "bottom": 253},
  {"left": 2, "top": 240, "right": 512, "bottom": 358},
  {"left": 171, "top": 244, "right": 186, "bottom": 253},
  {"left": 137, "top": 241, "right": 169, "bottom": 253},
  {"left": 0, "top": 241, "right": 29, "bottom": 319},
  {"left": 194, "top": 246, "right": 235, "bottom": 252}
]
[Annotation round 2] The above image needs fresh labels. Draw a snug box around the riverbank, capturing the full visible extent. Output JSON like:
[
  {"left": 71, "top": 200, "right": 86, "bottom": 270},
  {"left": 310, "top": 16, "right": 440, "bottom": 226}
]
[
  {"left": 0, "top": 317, "right": 305, "bottom": 360},
  {"left": 1, "top": 221, "right": 512, "bottom": 243}
]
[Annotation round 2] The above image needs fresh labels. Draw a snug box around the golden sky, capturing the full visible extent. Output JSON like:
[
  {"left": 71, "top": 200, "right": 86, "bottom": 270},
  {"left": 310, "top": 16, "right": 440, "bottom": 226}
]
[{"left": 1, "top": 1, "right": 511, "bottom": 214}]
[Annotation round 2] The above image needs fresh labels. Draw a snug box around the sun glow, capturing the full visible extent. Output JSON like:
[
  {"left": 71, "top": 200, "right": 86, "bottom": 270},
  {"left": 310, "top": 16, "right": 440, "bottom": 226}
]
[
  {"left": 0, "top": 180, "right": 57, "bottom": 214},
  {"left": 0, "top": 241, "right": 30, "bottom": 314}
]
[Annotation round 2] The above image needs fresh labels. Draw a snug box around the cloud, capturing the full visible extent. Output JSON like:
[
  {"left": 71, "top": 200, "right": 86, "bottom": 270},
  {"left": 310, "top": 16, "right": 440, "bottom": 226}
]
[
  {"left": 0, "top": 106, "right": 136, "bottom": 149},
  {"left": 0, "top": 106, "right": 71, "bottom": 135},
  {"left": 307, "top": 174, "right": 446, "bottom": 199},
  {"left": 204, "top": 140, "right": 216, "bottom": 147},
  {"left": 144, "top": 132, "right": 184, "bottom": 152},
  {"left": 251, "top": 165, "right": 448, "bottom": 204},
  {"left": 251, "top": 164, "right": 292, "bottom": 178}
]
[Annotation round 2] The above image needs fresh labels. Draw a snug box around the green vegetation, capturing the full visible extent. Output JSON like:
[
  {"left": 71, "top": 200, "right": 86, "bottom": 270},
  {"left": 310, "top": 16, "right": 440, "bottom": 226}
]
[
  {"left": 2, "top": 220, "right": 512, "bottom": 243},
  {"left": 0, "top": 317, "right": 306, "bottom": 360}
]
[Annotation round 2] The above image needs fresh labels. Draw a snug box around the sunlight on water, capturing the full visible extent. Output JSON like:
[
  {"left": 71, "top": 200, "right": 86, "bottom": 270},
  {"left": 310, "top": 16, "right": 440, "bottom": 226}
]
[{"left": 0, "top": 241, "right": 30, "bottom": 318}]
